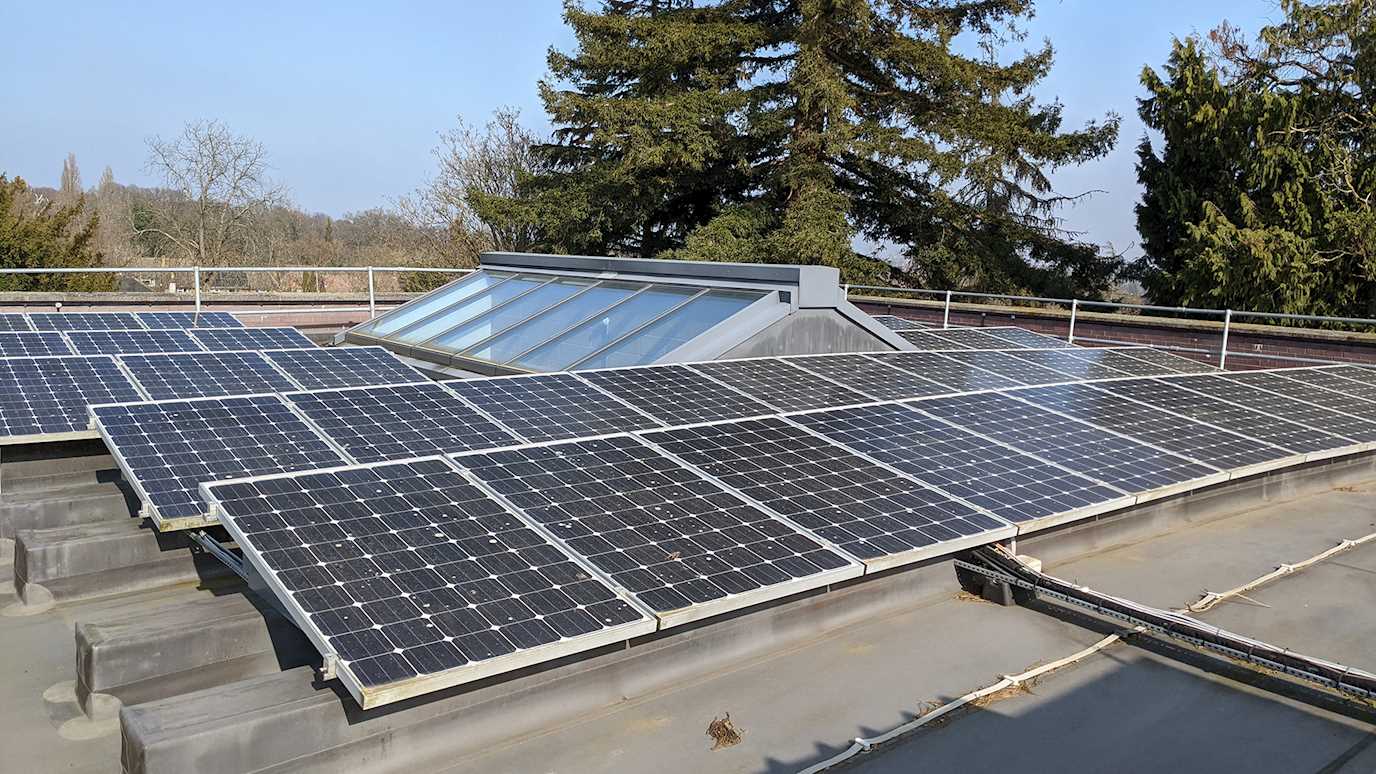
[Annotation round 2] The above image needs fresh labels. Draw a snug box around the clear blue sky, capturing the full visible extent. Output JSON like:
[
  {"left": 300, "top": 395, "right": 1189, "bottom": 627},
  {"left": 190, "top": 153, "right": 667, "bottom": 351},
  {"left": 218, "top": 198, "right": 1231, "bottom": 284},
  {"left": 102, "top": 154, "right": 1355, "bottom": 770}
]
[{"left": 1, "top": 0, "right": 1279, "bottom": 260}]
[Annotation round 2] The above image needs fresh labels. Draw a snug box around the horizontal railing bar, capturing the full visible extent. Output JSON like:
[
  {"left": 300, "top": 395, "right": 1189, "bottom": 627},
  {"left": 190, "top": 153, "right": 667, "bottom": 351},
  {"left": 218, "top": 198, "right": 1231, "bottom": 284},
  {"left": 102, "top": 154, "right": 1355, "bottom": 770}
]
[{"left": 1230, "top": 309, "right": 1376, "bottom": 327}]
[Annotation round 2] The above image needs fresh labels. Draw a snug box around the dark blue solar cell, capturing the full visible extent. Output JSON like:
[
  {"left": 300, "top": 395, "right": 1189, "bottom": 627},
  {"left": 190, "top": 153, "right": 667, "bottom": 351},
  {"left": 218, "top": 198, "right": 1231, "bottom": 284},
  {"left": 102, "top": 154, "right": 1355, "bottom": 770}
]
[
  {"left": 66, "top": 329, "right": 203, "bottom": 355},
  {"left": 0, "top": 332, "right": 74, "bottom": 357},
  {"left": 263, "top": 346, "right": 426, "bottom": 390},
  {"left": 135, "top": 311, "right": 244, "bottom": 329},
  {"left": 29, "top": 312, "right": 144, "bottom": 331},
  {"left": 118, "top": 350, "right": 300, "bottom": 399},
  {"left": 0, "top": 355, "right": 144, "bottom": 439},
  {"left": 189, "top": 327, "right": 317, "bottom": 351}
]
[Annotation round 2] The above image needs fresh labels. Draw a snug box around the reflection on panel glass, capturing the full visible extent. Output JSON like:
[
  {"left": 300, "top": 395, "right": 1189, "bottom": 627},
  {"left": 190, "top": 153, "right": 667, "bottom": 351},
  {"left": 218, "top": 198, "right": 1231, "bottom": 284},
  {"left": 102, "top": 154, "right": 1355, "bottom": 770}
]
[
  {"left": 575, "top": 290, "right": 765, "bottom": 370},
  {"left": 361, "top": 271, "right": 508, "bottom": 337},
  {"left": 511, "top": 285, "right": 699, "bottom": 371},
  {"left": 428, "top": 278, "right": 592, "bottom": 353},
  {"left": 392, "top": 275, "right": 547, "bottom": 345},
  {"left": 465, "top": 281, "right": 646, "bottom": 364}
]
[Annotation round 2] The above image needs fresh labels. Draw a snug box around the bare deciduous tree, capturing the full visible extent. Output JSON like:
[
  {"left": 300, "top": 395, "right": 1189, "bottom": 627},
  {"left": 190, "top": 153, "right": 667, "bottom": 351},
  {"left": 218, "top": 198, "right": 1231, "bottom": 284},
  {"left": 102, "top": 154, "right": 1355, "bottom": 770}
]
[
  {"left": 59, "top": 153, "right": 82, "bottom": 205},
  {"left": 136, "top": 120, "right": 287, "bottom": 268},
  {"left": 398, "top": 107, "right": 548, "bottom": 265}
]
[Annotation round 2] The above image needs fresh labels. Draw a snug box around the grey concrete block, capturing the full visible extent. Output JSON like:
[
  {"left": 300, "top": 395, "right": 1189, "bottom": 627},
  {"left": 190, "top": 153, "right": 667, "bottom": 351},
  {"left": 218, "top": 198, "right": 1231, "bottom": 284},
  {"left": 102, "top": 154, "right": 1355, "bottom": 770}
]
[
  {"left": 0, "top": 453, "right": 117, "bottom": 495},
  {"left": 0, "top": 483, "right": 134, "bottom": 540},
  {"left": 75, "top": 591, "right": 313, "bottom": 717},
  {"left": 13, "top": 521, "right": 235, "bottom": 606}
]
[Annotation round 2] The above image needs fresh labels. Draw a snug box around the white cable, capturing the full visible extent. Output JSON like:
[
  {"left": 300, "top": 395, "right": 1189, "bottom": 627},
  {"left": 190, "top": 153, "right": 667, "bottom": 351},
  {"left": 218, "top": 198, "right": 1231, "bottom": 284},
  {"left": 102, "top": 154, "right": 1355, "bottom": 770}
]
[{"left": 1186, "top": 531, "right": 1376, "bottom": 613}]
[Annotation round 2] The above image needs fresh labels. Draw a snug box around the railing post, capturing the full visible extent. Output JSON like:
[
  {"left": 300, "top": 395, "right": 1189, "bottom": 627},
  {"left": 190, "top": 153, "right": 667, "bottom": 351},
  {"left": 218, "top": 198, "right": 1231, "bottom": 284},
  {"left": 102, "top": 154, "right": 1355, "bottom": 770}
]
[
  {"left": 367, "top": 266, "right": 377, "bottom": 318},
  {"left": 1067, "top": 298, "right": 1079, "bottom": 344},
  {"left": 942, "top": 290, "right": 952, "bottom": 329},
  {"left": 193, "top": 266, "right": 202, "bottom": 314},
  {"left": 1219, "top": 309, "right": 1233, "bottom": 369}
]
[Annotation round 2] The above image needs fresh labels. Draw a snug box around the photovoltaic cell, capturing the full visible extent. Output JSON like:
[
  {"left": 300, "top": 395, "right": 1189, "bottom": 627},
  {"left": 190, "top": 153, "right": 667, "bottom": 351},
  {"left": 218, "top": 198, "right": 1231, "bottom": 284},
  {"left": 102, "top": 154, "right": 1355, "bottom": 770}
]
[
  {"left": 0, "top": 314, "right": 34, "bottom": 332},
  {"left": 871, "top": 314, "right": 931, "bottom": 331},
  {"left": 1324, "top": 365, "right": 1376, "bottom": 390},
  {"left": 866, "top": 351, "right": 1021, "bottom": 393},
  {"left": 579, "top": 365, "right": 774, "bottom": 427},
  {"left": 940, "top": 351, "right": 1080, "bottom": 385},
  {"left": 691, "top": 358, "right": 873, "bottom": 412},
  {"left": 29, "top": 312, "right": 144, "bottom": 331},
  {"left": 0, "top": 355, "right": 144, "bottom": 440},
  {"left": 202, "top": 458, "right": 653, "bottom": 707},
  {"left": 1115, "top": 348, "right": 1219, "bottom": 374},
  {"left": 984, "top": 328, "right": 1074, "bottom": 349},
  {"left": 446, "top": 373, "right": 661, "bottom": 442},
  {"left": 911, "top": 392, "right": 1220, "bottom": 493},
  {"left": 927, "top": 328, "right": 1028, "bottom": 349},
  {"left": 1274, "top": 367, "right": 1376, "bottom": 403},
  {"left": 118, "top": 351, "right": 300, "bottom": 400},
  {"left": 263, "top": 346, "right": 425, "bottom": 390},
  {"left": 92, "top": 395, "right": 348, "bottom": 527},
  {"left": 457, "top": 436, "right": 859, "bottom": 623},
  {"left": 65, "top": 329, "right": 204, "bottom": 355},
  {"left": 189, "top": 327, "right": 317, "bottom": 352},
  {"left": 285, "top": 383, "right": 519, "bottom": 463},
  {"left": 1221, "top": 370, "right": 1376, "bottom": 424},
  {"left": 1063, "top": 349, "right": 1183, "bottom": 377},
  {"left": 792, "top": 403, "right": 1127, "bottom": 525},
  {"left": 897, "top": 330, "right": 970, "bottom": 350},
  {"left": 786, "top": 354, "right": 949, "bottom": 401},
  {"left": 642, "top": 417, "right": 1008, "bottom": 566},
  {"left": 1005, "top": 349, "right": 1135, "bottom": 380},
  {"left": 1014, "top": 383, "right": 1293, "bottom": 470},
  {"left": 135, "top": 311, "right": 244, "bottom": 329},
  {"left": 1165, "top": 374, "right": 1376, "bottom": 443},
  {"left": 0, "top": 332, "right": 73, "bottom": 357},
  {"left": 1095, "top": 377, "right": 1356, "bottom": 454}
]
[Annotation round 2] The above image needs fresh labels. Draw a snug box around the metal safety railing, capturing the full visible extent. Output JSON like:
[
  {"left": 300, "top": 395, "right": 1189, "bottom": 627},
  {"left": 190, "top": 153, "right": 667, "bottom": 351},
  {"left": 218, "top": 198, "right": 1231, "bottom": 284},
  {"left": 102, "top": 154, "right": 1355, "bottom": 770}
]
[
  {"left": 0, "top": 265, "right": 474, "bottom": 319},
  {"left": 844, "top": 283, "right": 1376, "bottom": 368}
]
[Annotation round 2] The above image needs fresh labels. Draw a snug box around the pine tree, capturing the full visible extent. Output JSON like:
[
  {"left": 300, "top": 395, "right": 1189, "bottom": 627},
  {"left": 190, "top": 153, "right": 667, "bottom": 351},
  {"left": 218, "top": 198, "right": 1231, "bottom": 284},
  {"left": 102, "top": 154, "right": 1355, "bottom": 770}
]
[{"left": 492, "top": 0, "right": 1120, "bottom": 291}]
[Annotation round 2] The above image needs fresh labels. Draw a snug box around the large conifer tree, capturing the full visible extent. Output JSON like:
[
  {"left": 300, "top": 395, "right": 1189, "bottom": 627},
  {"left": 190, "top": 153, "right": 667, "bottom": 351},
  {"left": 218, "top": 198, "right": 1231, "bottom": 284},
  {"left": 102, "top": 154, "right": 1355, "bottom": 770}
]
[{"left": 487, "top": 0, "right": 1121, "bottom": 291}]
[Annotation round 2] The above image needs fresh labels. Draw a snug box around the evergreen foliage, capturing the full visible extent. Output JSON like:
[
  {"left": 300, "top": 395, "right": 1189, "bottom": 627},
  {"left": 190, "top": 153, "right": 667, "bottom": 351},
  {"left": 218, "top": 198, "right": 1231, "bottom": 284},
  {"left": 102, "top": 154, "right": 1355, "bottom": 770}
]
[
  {"left": 482, "top": 0, "right": 1121, "bottom": 292},
  {"left": 0, "top": 175, "right": 113, "bottom": 292}
]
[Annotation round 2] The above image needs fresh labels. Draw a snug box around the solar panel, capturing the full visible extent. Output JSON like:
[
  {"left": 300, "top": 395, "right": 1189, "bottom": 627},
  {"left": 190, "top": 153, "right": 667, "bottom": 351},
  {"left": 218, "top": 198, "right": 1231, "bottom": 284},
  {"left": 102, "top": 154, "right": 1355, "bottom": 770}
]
[
  {"left": 896, "top": 330, "right": 970, "bottom": 350},
  {"left": 1220, "top": 370, "right": 1376, "bottom": 423},
  {"left": 1013, "top": 383, "right": 1294, "bottom": 472},
  {"left": 0, "top": 314, "right": 33, "bottom": 332},
  {"left": 134, "top": 311, "right": 244, "bottom": 329},
  {"left": 0, "top": 355, "right": 145, "bottom": 441},
  {"left": 65, "top": 329, "right": 205, "bottom": 355},
  {"left": 865, "top": 351, "right": 1021, "bottom": 393},
  {"left": 871, "top": 314, "right": 930, "bottom": 331},
  {"left": 1323, "top": 364, "right": 1376, "bottom": 389},
  {"left": 285, "top": 383, "right": 519, "bottom": 463},
  {"left": 446, "top": 373, "right": 661, "bottom": 442},
  {"left": 0, "top": 332, "right": 73, "bottom": 357},
  {"left": 1273, "top": 366, "right": 1376, "bottom": 403},
  {"left": 456, "top": 435, "right": 861, "bottom": 625},
  {"left": 29, "top": 312, "right": 144, "bottom": 331},
  {"left": 641, "top": 417, "right": 1010, "bottom": 569},
  {"left": 689, "top": 359, "right": 873, "bottom": 413},
  {"left": 202, "top": 458, "right": 654, "bottom": 708},
  {"left": 983, "top": 328, "right": 1074, "bottom": 349},
  {"left": 1115, "top": 347, "right": 1219, "bottom": 374},
  {"left": 1165, "top": 374, "right": 1376, "bottom": 444},
  {"left": 189, "top": 327, "right": 317, "bottom": 352},
  {"left": 911, "top": 393, "right": 1222, "bottom": 495},
  {"left": 791, "top": 403, "right": 1130, "bottom": 527},
  {"left": 927, "top": 328, "right": 1028, "bottom": 349},
  {"left": 785, "top": 354, "right": 950, "bottom": 401},
  {"left": 579, "top": 365, "right": 774, "bottom": 427},
  {"left": 940, "top": 351, "right": 1080, "bottom": 385},
  {"left": 1063, "top": 349, "right": 1182, "bottom": 377},
  {"left": 117, "top": 350, "right": 301, "bottom": 400},
  {"left": 1095, "top": 377, "right": 1358, "bottom": 454},
  {"left": 91, "top": 394, "right": 348, "bottom": 529},
  {"left": 263, "top": 346, "right": 426, "bottom": 391},
  {"left": 1005, "top": 349, "right": 1135, "bottom": 380}
]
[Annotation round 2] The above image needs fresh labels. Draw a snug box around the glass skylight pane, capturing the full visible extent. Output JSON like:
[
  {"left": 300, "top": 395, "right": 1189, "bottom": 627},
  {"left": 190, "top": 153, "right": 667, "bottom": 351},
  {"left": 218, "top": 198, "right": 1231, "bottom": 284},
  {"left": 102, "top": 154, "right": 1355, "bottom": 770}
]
[
  {"left": 392, "top": 275, "right": 548, "bottom": 345},
  {"left": 576, "top": 289, "right": 765, "bottom": 369},
  {"left": 361, "top": 271, "right": 506, "bottom": 337},
  {"left": 466, "top": 281, "right": 647, "bottom": 364},
  {"left": 427, "top": 278, "right": 592, "bottom": 353},
  {"left": 511, "top": 285, "right": 698, "bottom": 371}
]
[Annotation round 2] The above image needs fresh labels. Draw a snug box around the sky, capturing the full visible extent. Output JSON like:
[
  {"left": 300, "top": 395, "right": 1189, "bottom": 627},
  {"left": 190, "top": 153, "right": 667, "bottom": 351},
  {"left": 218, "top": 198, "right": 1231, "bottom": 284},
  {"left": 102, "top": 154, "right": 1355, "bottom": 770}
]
[{"left": 1, "top": 0, "right": 1282, "bottom": 261}]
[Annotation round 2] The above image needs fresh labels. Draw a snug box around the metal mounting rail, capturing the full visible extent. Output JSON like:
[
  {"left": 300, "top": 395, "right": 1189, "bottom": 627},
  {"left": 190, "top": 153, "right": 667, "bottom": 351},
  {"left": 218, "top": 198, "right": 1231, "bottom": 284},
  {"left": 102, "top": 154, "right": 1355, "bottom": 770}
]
[
  {"left": 955, "top": 545, "right": 1376, "bottom": 701},
  {"left": 188, "top": 530, "right": 247, "bottom": 580}
]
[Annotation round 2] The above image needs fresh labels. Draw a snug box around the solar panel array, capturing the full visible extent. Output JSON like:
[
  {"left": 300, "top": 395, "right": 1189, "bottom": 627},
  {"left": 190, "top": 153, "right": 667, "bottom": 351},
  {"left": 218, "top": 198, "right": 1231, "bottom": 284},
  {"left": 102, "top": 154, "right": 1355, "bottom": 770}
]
[
  {"left": 871, "top": 314, "right": 933, "bottom": 331},
  {"left": 0, "top": 332, "right": 74, "bottom": 357},
  {"left": 118, "top": 351, "right": 301, "bottom": 401},
  {"left": 202, "top": 458, "right": 655, "bottom": 707},
  {"left": 867, "top": 351, "right": 1021, "bottom": 392},
  {"left": 1166, "top": 373, "right": 1376, "bottom": 444},
  {"left": 135, "top": 311, "right": 244, "bottom": 329},
  {"left": 446, "top": 373, "right": 662, "bottom": 442},
  {"left": 940, "top": 350, "right": 1079, "bottom": 385},
  {"left": 191, "top": 327, "right": 317, "bottom": 352},
  {"left": 29, "top": 312, "right": 144, "bottom": 331},
  {"left": 926, "top": 328, "right": 1029, "bottom": 350},
  {"left": 787, "top": 354, "right": 949, "bottom": 401},
  {"left": 690, "top": 358, "right": 872, "bottom": 412},
  {"left": 896, "top": 329, "right": 969, "bottom": 350},
  {"left": 580, "top": 365, "right": 773, "bottom": 427},
  {"left": 0, "top": 314, "right": 34, "bottom": 332},
  {"left": 985, "top": 327, "right": 1074, "bottom": 349},
  {"left": 0, "top": 356, "right": 145, "bottom": 441},
  {"left": 65, "top": 329, "right": 205, "bottom": 355}
]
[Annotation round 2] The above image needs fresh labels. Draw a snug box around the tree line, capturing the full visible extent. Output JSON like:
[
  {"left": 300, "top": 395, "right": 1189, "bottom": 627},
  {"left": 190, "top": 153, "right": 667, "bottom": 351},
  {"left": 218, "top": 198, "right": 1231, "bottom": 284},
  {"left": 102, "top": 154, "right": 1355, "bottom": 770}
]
[{"left": 4, "top": 0, "right": 1374, "bottom": 318}]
